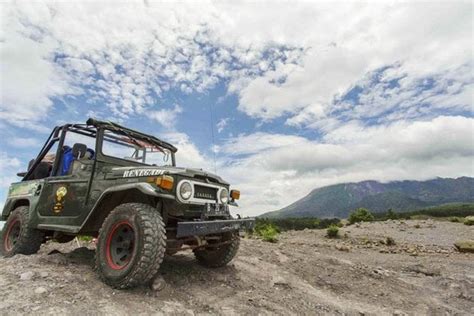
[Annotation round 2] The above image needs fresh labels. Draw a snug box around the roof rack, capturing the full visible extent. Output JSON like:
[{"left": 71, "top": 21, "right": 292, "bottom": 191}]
[{"left": 86, "top": 118, "right": 177, "bottom": 153}]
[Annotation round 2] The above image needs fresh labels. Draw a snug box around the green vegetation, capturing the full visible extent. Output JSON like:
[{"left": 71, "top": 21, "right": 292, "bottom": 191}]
[
  {"left": 326, "top": 225, "right": 339, "bottom": 238},
  {"left": 252, "top": 217, "right": 341, "bottom": 242},
  {"left": 256, "top": 217, "right": 340, "bottom": 231},
  {"left": 464, "top": 216, "right": 474, "bottom": 226},
  {"left": 254, "top": 223, "right": 279, "bottom": 242},
  {"left": 385, "top": 236, "right": 395, "bottom": 246},
  {"left": 348, "top": 208, "right": 374, "bottom": 224},
  {"left": 374, "top": 203, "right": 474, "bottom": 220}
]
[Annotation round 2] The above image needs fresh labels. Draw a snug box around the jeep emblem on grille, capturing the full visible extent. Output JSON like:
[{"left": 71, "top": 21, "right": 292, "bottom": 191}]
[{"left": 196, "top": 192, "right": 213, "bottom": 199}]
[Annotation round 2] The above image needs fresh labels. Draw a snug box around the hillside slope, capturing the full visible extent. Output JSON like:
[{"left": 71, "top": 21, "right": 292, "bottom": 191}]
[{"left": 261, "top": 177, "right": 474, "bottom": 218}]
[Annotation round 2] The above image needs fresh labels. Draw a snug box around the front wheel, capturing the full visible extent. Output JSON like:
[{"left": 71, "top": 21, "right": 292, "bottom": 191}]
[
  {"left": 194, "top": 233, "right": 240, "bottom": 268},
  {"left": 1, "top": 206, "right": 44, "bottom": 257},
  {"left": 95, "top": 203, "right": 166, "bottom": 289}
]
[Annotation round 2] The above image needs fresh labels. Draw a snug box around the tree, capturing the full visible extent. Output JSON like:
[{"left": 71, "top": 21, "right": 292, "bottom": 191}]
[{"left": 348, "top": 208, "right": 374, "bottom": 224}]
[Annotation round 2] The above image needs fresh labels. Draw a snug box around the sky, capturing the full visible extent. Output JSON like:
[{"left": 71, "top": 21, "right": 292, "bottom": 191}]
[{"left": 0, "top": 0, "right": 473, "bottom": 217}]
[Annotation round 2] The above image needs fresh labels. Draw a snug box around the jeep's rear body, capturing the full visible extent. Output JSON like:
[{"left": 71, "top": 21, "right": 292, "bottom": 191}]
[{"left": 1, "top": 119, "right": 254, "bottom": 250}]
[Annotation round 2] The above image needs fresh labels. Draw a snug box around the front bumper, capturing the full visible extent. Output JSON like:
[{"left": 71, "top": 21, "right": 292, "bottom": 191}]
[{"left": 176, "top": 218, "right": 255, "bottom": 238}]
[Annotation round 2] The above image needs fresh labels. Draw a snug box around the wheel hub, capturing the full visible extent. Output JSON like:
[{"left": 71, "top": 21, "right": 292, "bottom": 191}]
[
  {"left": 4, "top": 219, "right": 21, "bottom": 252},
  {"left": 105, "top": 221, "right": 135, "bottom": 270}
]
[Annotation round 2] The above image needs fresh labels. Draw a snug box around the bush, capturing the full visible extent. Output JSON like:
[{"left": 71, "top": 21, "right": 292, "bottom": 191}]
[
  {"left": 255, "top": 217, "right": 340, "bottom": 231},
  {"left": 464, "top": 216, "right": 474, "bottom": 226},
  {"left": 254, "top": 223, "right": 279, "bottom": 242},
  {"left": 348, "top": 208, "right": 374, "bottom": 224},
  {"left": 449, "top": 217, "right": 460, "bottom": 223},
  {"left": 385, "top": 236, "right": 396, "bottom": 246},
  {"left": 326, "top": 225, "right": 339, "bottom": 238}
]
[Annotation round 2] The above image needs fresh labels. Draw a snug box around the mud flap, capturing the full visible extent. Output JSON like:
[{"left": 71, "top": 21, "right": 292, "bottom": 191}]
[{"left": 176, "top": 218, "right": 255, "bottom": 238}]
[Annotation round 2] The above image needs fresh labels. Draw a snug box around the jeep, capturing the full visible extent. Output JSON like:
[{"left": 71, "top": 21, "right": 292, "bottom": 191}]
[{"left": 0, "top": 118, "right": 254, "bottom": 288}]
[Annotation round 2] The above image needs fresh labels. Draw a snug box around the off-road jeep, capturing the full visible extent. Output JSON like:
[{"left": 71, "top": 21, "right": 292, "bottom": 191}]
[{"left": 0, "top": 118, "right": 254, "bottom": 288}]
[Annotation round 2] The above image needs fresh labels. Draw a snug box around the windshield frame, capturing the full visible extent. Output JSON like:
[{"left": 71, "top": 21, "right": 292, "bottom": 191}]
[{"left": 97, "top": 127, "right": 176, "bottom": 167}]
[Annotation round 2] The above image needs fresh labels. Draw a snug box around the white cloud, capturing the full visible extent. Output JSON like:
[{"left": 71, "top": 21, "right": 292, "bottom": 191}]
[
  {"left": 149, "top": 104, "right": 183, "bottom": 128},
  {"left": 218, "top": 116, "right": 474, "bottom": 216},
  {"left": 7, "top": 137, "right": 40, "bottom": 148},
  {"left": 232, "top": 2, "right": 473, "bottom": 128},
  {"left": 162, "top": 132, "right": 212, "bottom": 170},
  {"left": 216, "top": 118, "right": 229, "bottom": 133},
  {"left": 0, "top": 152, "right": 21, "bottom": 189}
]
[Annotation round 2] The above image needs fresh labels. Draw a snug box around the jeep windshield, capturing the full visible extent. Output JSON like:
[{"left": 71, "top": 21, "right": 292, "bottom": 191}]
[{"left": 102, "top": 129, "right": 173, "bottom": 166}]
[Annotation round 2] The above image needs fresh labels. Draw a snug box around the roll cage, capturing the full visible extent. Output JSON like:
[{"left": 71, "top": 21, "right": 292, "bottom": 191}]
[{"left": 22, "top": 118, "right": 177, "bottom": 181}]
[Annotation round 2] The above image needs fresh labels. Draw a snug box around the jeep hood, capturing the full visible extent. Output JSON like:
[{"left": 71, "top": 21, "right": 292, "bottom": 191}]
[{"left": 108, "top": 166, "right": 228, "bottom": 185}]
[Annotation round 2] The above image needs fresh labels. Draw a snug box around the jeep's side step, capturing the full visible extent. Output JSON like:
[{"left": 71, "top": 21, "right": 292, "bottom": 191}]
[
  {"left": 37, "top": 224, "right": 81, "bottom": 234},
  {"left": 176, "top": 218, "right": 255, "bottom": 238}
]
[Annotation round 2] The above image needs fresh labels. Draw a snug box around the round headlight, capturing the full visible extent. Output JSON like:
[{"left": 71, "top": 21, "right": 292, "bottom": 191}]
[
  {"left": 220, "top": 188, "right": 229, "bottom": 204},
  {"left": 180, "top": 182, "right": 192, "bottom": 200}
]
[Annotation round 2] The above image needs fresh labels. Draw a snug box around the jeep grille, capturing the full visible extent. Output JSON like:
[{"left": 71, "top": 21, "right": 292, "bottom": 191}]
[{"left": 194, "top": 185, "right": 217, "bottom": 200}]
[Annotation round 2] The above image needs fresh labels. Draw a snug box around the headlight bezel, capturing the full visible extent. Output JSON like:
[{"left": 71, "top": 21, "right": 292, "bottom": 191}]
[
  {"left": 179, "top": 181, "right": 193, "bottom": 200},
  {"left": 219, "top": 187, "right": 229, "bottom": 204}
]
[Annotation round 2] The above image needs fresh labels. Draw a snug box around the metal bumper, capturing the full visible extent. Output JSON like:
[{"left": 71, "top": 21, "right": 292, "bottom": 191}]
[{"left": 176, "top": 218, "right": 255, "bottom": 238}]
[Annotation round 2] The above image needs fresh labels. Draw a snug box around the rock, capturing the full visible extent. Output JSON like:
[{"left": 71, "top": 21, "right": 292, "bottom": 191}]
[
  {"left": 19, "top": 271, "right": 35, "bottom": 281},
  {"left": 151, "top": 276, "right": 166, "bottom": 291},
  {"left": 454, "top": 240, "right": 474, "bottom": 253},
  {"left": 34, "top": 287, "right": 47, "bottom": 295},
  {"left": 406, "top": 264, "right": 441, "bottom": 276},
  {"left": 335, "top": 244, "right": 350, "bottom": 252},
  {"left": 271, "top": 276, "right": 290, "bottom": 288},
  {"left": 39, "top": 272, "right": 49, "bottom": 278}
]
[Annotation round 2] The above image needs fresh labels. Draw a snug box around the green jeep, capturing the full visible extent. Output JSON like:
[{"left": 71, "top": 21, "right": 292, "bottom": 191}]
[{"left": 0, "top": 118, "right": 254, "bottom": 288}]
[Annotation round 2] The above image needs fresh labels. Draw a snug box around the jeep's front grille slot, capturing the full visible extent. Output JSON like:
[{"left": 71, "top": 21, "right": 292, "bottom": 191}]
[{"left": 194, "top": 185, "right": 217, "bottom": 200}]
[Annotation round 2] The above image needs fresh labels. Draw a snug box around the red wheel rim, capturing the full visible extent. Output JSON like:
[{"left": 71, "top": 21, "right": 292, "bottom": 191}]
[
  {"left": 105, "top": 221, "right": 135, "bottom": 270},
  {"left": 4, "top": 219, "right": 21, "bottom": 252}
]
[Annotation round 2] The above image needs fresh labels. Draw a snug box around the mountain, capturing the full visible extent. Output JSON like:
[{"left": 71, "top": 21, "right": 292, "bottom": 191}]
[{"left": 260, "top": 177, "right": 474, "bottom": 218}]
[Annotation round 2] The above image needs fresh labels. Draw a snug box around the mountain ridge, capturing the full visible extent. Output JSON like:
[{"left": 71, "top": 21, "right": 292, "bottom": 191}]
[{"left": 260, "top": 177, "right": 474, "bottom": 218}]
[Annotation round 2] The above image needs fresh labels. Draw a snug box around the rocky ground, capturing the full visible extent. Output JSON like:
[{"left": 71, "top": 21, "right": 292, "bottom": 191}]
[{"left": 0, "top": 219, "right": 473, "bottom": 315}]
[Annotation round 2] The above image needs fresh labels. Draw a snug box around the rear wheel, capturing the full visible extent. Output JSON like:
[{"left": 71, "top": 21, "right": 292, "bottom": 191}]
[
  {"left": 194, "top": 232, "right": 240, "bottom": 268},
  {"left": 95, "top": 203, "right": 166, "bottom": 289},
  {"left": 1, "top": 206, "right": 44, "bottom": 257}
]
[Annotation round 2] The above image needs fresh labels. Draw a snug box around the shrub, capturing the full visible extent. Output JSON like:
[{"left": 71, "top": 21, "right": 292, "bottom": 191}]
[
  {"left": 449, "top": 217, "right": 460, "bottom": 223},
  {"left": 254, "top": 223, "right": 279, "bottom": 242},
  {"left": 326, "top": 225, "right": 339, "bottom": 238},
  {"left": 348, "top": 208, "right": 374, "bottom": 224},
  {"left": 464, "top": 216, "right": 474, "bottom": 226},
  {"left": 385, "top": 236, "right": 396, "bottom": 246}
]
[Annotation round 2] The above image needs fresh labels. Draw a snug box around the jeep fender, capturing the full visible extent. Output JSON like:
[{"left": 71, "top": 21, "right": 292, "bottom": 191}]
[
  {"left": 79, "top": 182, "right": 174, "bottom": 232},
  {"left": 2, "top": 198, "right": 32, "bottom": 220}
]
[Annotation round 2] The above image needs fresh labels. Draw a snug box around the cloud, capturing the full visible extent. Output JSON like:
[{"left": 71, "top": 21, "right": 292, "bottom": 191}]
[
  {"left": 149, "top": 104, "right": 183, "bottom": 128},
  {"left": 232, "top": 3, "right": 473, "bottom": 128},
  {"left": 162, "top": 132, "right": 212, "bottom": 170},
  {"left": 7, "top": 137, "right": 40, "bottom": 148},
  {"left": 0, "top": 152, "right": 21, "bottom": 189},
  {"left": 216, "top": 118, "right": 229, "bottom": 133},
  {"left": 218, "top": 116, "right": 474, "bottom": 216},
  {"left": 0, "top": 1, "right": 294, "bottom": 123}
]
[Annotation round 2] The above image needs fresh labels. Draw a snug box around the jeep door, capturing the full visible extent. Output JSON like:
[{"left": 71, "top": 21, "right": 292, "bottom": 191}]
[{"left": 35, "top": 128, "right": 97, "bottom": 233}]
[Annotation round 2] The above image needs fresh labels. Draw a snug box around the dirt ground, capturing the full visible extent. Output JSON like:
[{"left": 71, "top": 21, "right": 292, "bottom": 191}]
[{"left": 0, "top": 219, "right": 473, "bottom": 315}]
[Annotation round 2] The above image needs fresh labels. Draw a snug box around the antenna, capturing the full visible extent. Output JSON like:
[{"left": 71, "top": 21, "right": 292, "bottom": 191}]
[{"left": 209, "top": 102, "right": 217, "bottom": 174}]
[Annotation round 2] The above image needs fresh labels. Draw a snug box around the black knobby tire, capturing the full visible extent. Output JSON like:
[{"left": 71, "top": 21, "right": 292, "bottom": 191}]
[
  {"left": 193, "top": 233, "right": 240, "bottom": 268},
  {"left": 0, "top": 206, "right": 44, "bottom": 257},
  {"left": 95, "top": 203, "right": 166, "bottom": 289}
]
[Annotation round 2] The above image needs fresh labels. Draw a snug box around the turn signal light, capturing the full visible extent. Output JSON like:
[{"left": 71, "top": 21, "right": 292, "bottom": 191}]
[
  {"left": 230, "top": 189, "right": 240, "bottom": 200},
  {"left": 156, "top": 175, "right": 174, "bottom": 190}
]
